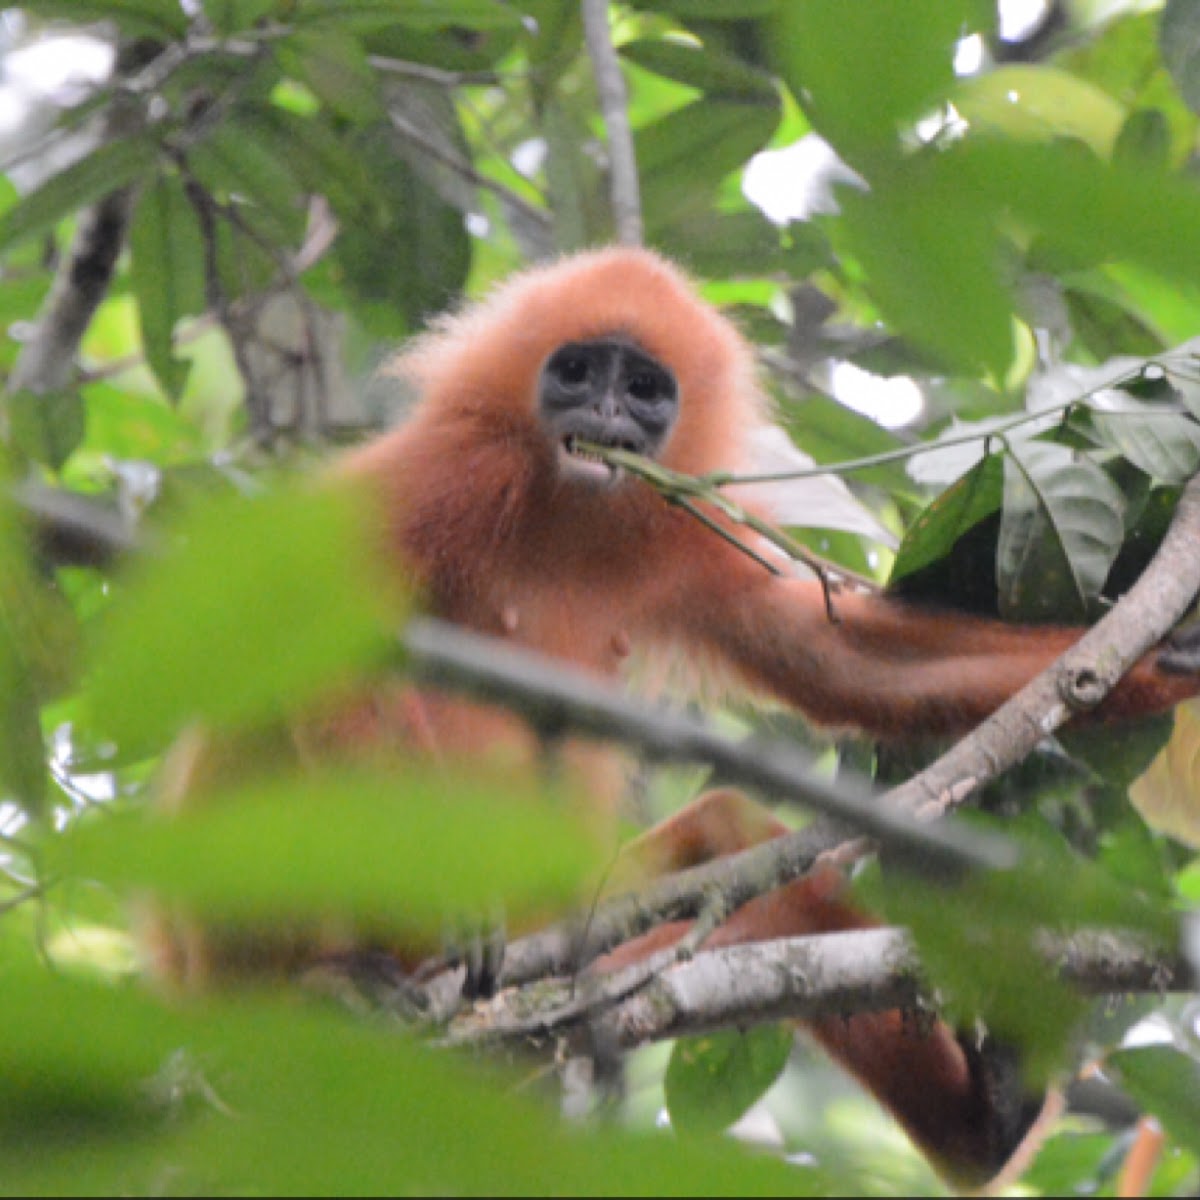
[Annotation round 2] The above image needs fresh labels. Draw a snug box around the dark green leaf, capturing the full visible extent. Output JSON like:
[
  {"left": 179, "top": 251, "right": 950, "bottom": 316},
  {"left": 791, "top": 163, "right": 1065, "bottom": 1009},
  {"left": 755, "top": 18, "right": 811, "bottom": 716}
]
[
  {"left": 666, "top": 1026, "right": 792, "bottom": 1136},
  {"left": 891, "top": 454, "right": 1004, "bottom": 584},
  {"left": 187, "top": 119, "right": 308, "bottom": 246},
  {"left": 129, "top": 175, "right": 207, "bottom": 402},
  {"left": 87, "top": 482, "right": 405, "bottom": 751},
  {"left": 998, "top": 440, "right": 1124, "bottom": 621},
  {"left": 0, "top": 137, "right": 159, "bottom": 255}
]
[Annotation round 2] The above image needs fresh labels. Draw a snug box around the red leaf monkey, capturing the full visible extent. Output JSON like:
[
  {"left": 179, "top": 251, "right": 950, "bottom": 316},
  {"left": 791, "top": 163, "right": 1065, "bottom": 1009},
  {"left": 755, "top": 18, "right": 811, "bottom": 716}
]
[{"left": 161, "top": 248, "right": 1200, "bottom": 1185}]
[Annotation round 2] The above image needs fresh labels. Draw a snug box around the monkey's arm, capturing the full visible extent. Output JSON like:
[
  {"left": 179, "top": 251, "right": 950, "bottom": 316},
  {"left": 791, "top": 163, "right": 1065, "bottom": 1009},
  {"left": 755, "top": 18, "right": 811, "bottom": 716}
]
[{"left": 683, "top": 576, "right": 1199, "bottom": 741}]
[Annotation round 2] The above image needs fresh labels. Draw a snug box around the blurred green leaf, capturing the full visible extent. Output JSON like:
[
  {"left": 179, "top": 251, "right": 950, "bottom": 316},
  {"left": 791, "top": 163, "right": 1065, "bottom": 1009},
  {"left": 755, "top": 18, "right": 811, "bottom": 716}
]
[
  {"left": 1109, "top": 1045, "right": 1200, "bottom": 1157},
  {"left": 16, "top": 0, "right": 188, "bottom": 36},
  {"left": 771, "top": 0, "right": 985, "bottom": 164},
  {"left": 59, "top": 765, "right": 600, "bottom": 928},
  {"left": 955, "top": 67, "right": 1126, "bottom": 154},
  {"left": 129, "top": 174, "right": 207, "bottom": 402},
  {"left": 188, "top": 118, "right": 309, "bottom": 246},
  {"left": 0, "top": 137, "right": 159, "bottom": 255},
  {"left": 88, "top": 481, "right": 405, "bottom": 751},
  {"left": 666, "top": 1026, "right": 792, "bottom": 1137},
  {"left": 289, "top": 0, "right": 521, "bottom": 32},
  {"left": 1114, "top": 108, "right": 1172, "bottom": 171},
  {"left": 1, "top": 967, "right": 816, "bottom": 1195},
  {"left": 6, "top": 388, "right": 86, "bottom": 471},
  {"left": 622, "top": 39, "right": 777, "bottom": 103},
  {"left": 275, "top": 30, "right": 385, "bottom": 125}
]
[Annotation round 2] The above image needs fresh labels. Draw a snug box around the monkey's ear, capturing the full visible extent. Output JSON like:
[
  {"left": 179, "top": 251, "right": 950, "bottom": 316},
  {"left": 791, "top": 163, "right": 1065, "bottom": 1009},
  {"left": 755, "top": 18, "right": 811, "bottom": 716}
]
[{"left": 1158, "top": 622, "right": 1200, "bottom": 674}]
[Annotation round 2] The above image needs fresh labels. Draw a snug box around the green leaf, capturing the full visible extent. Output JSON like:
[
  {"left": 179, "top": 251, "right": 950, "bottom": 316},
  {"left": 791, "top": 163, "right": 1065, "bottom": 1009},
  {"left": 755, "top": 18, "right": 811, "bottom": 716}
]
[
  {"left": 1114, "top": 109, "right": 1172, "bottom": 171},
  {"left": 17, "top": 0, "right": 188, "bottom": 37},
  {"left": 1161, "top": 0, "right": 1200, "bottom": 116},
  {"left": 621, "top": 39, "right": 778, "bottom": 103},
  {"left": 1109, "top": 1045, "right": 1200, "bottom": 1157},
  {"left": 775, "top": 394, "right": 908, "bottom": 491},
  {"left": 6, "top": 389, "right": 86, "bottom": 471},
  {"left": 954, "top": 66, "right": 1126, "bottom": 155},
  {"left": 129, "top": 174, "right": 207, "bottom": 402},
  {"left": 770, "top": 0, "right": 985, "bottom": 164},
  {"left": 0, "top": 137, "right": 159, "bottom": 255},
  {"left": 2, "top": 969, "right": 813, "bottom": 1196},
  {"left": 628, "top": 0, "right": 779, "bottom": 15},
  {"left": 1089, "top": 395, "right": 1200, "bottom": 484},
  {"left": 290, "top": 0, "right": 521, "bottom": 33},
  {"left": 235, "top": 105, "right": 388, "bottom": 227},
  {"left": 188, "top": 118, "right": 309, "bottom": 246},
  {"left": 275, "top": 30, "right": 385, "bottom": 124},
  {"left": 891, "top": 454, "right": 1004, "bottom": 584},
  {"left": 331, "top": 127, "right": 470, "bottom": 335},
  {"left": 638, "top": 100, "right": 781, "bottom": 236},
  {"left": 665, "top": 1026, "right": 792, "bottom": 1137},
  {"left": 838, "top": 169, "right": 1015, "bottom": 378},
  {"left": 998, "top": 440, "right": 1125, "bottom": 622},
  {"left": 87, "top": 481, "right": 405, "bottom": 752},
  {"left": 59, "top": 766, "right": 600, "bottom": 928}
]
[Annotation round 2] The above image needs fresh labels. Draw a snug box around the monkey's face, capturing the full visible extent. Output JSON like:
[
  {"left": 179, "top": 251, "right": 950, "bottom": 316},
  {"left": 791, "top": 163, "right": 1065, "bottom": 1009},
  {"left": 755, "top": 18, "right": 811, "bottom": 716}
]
[{"left": 537, "top": 337, "right": 679, "bottom": 487}]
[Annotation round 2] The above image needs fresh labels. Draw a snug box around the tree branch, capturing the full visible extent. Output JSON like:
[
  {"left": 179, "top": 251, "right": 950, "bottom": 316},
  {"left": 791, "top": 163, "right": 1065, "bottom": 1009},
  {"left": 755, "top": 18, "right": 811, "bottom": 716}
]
[
  {"left": 582, "top": 0, "right": 642, "bottom": 245},
  {"left": 443, "top": 927, "right": 1195, "bottom": 1052}
]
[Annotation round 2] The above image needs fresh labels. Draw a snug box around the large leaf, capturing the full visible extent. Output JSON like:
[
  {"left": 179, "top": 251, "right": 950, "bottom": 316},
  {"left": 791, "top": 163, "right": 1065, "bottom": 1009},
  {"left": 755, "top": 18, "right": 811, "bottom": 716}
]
[
  {"left": 998, "top": 440, "right": 1125, "bottom": 622},
  {"left": 128, "top": 173, "right": 207, "bottom": 402},
  {"left": 638, "top": 100, "right": 781, "bottom": 235},
  {"left": 1, "top": 967, "right": 818, "bottom": 1196},
  {"left": 838, "top": 169, "right": 1016, "bottom": 378},
  {"left": 59, "top": 766, "right": 599, "bottom": 928},
  {"left": 770, "top": 0, "right": 986, "bottom": 164},
  {"left": 1088, "top": 394, "right": 1200, "bottom": 484},
  {"left": 0, "top": 137, "right": 159, "bottom": 255},
  {"left": 87, "top": 481, "right": 405, "bottom": 752}
]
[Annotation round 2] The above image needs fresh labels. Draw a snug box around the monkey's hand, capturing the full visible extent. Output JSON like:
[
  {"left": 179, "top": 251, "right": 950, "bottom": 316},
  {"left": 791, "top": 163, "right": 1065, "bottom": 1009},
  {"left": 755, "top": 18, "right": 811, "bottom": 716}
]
[{"left": 1157, "top": 622, "right": 1200, "bottom": 675}]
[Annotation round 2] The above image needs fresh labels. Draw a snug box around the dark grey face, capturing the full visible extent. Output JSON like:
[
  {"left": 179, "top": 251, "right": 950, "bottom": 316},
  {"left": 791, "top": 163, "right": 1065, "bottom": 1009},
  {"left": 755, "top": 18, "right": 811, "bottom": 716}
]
[{"left": 538, "top": 336, "right": 679, "bottom": 487}]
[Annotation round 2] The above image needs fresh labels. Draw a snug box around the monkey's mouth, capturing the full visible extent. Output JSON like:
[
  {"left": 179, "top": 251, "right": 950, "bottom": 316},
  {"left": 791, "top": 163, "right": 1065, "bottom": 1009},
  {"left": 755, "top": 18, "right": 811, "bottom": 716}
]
[{"left": 559, "top": 435, "right": 635, "bottom": 486}]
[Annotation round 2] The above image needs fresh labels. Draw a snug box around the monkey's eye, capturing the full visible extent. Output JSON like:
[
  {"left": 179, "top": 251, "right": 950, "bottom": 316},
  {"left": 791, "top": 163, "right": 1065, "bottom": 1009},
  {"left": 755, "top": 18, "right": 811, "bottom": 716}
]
[
  {"left": 627, "top": 372, "right": 662, "bottom": 401},
  {"left": 556, "top": 355, "right": 590, "bottom": 386}
]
